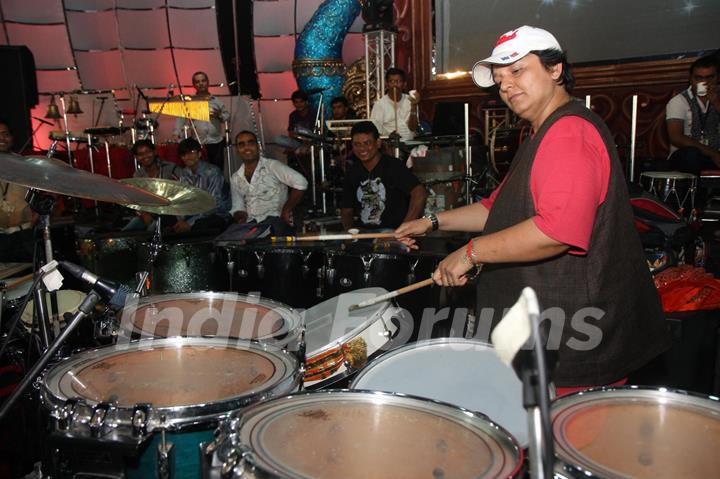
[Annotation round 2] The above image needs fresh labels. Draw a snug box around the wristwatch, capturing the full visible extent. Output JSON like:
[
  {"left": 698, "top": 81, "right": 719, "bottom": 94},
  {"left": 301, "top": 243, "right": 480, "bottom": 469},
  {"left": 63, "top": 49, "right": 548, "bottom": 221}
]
[{"left": 423, "top": 213, "right": 439, "bottom": 231}]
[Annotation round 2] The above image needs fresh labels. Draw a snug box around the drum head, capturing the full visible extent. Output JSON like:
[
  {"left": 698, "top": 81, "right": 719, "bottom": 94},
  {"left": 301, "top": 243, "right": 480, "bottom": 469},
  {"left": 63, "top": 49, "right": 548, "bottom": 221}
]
[
  {"left": 121, "top": 292, "right": 301, "bottom": 343},
  {"left": 42, "top": 338, "right": 300, "bottom": 425},
  {"left": 21, "top": 289, "right": 85, "bottom": 326},
  {"left": 303, "top": 288, "right": 391, "bottom": 356},
  {"left": 640, "top": 171, "right": 696, "bottom": 180},
  {"left": 233, "top": 391, "right": 522, "bottom": 479},
  {"left": 351, "top": 338, "right": 527, "bottom": 447},
  {"left": 552, "top": 387, "right": 720, "bottom": 478}
]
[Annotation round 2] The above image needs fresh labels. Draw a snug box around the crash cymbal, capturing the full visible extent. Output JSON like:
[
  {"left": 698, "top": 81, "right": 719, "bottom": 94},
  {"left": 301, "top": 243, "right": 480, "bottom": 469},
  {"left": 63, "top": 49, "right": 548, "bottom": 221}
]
[
  {"left": 120, "top": 178, "right": 216, "bottom": 215},
  {"left": 0, "top": 154, "right": 170, "bottom": 206},
  {"left": 83, "top": 126, "right": 130, "bottom": 136}
]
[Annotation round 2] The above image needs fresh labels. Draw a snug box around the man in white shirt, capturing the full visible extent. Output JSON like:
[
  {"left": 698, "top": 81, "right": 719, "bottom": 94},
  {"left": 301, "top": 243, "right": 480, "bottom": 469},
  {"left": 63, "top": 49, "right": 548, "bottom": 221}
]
[
  {"left": 666, "top": 55, "right": 720, "bottom": 176},
  {"left": 230, "top": 131, "right": 308, "bottom": 235},
  {"left": 172, "top": 71, "right": 230, "bottom": 172},
  {"left": 370, "top": 67, "right": 420, "bottom": 142}
]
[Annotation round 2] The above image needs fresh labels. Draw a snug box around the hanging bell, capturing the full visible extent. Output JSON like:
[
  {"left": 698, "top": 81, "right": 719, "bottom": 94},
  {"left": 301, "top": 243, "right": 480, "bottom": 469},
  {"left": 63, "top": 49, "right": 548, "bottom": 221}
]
[
  {"left": 66, "top": 95, "right": 83, "bottom": 115},
  {"left": 45, "top": 95, "right": 61, "bottom": 119}
]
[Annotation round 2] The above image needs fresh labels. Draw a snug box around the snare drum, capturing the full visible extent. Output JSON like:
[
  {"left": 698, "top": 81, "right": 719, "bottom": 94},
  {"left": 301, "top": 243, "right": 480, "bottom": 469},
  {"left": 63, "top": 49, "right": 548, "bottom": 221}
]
[
  {"left": 552, "top": 386, "right": 720, "bottom": 478},
  {"left": 303, "top": 287, "right": 409, "bottom": 388},
  {"left": 639, "top": 171, "right": 697, "bottom": 214},
  {"left": 118, "top": 292, "right": 302, "bottom": 349},
  {"left": 40, "top": 337, "right": 302, "bottom": 478},
  {"left": 204, "top": 390, "right": 524, "bottom": 478},
  {"left": 351, "top": 337, "right": 528, "bottom": 447}
]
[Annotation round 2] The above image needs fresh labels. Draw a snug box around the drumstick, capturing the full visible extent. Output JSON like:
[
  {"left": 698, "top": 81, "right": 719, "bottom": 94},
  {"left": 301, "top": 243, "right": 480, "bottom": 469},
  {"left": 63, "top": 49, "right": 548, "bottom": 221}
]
[
  {"left": 272, "top": 233, "right": 399, "bottom": 242},
  {"left": 348, "top": 277, "right": 434, "bottom": 311},
  {"left": 3, "top": 273, "right": 34, "bottom": 290}
]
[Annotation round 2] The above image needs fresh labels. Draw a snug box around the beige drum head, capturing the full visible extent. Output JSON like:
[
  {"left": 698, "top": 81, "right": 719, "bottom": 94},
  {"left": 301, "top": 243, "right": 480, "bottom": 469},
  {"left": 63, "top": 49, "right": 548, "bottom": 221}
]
[
  {"left": 226, "top": 391, "right": 523, "bottom": 479},
  {"left": 552, "top": 387, "right": 720, "bottom": 478},
  {"left": 21, "top": 289, "right": 85, "bottom": 327},
  {"left": 42, "top": 338, "right": 300, "bottom": 417},
  {"left": 120, "top": 292, "right": 301, "bottom": 344}
]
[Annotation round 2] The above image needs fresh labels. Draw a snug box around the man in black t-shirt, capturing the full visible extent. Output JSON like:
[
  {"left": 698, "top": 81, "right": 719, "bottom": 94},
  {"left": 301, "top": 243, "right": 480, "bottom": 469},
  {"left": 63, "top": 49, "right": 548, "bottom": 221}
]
[{"left": 341, "top": 121, "right": 427, "bottom": 230}]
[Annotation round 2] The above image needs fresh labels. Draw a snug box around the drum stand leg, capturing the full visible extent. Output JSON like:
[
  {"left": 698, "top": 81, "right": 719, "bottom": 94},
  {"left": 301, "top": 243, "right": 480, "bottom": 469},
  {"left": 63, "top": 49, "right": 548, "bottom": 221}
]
[
  {"left": 136, "top": 217, "right": 163, "bottom": 295},
  {"left": 157, "top": 428, "right": 175, "bottom": 479}
]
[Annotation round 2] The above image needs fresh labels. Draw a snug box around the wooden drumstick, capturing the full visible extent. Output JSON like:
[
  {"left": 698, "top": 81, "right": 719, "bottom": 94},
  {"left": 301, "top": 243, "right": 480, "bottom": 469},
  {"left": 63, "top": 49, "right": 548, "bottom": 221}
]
[
  {"left": 272, "top": 232, "right": 400, "bottom": 242},
  {"left": 348, "top": 277, "right": 434, "bottom": 311}
]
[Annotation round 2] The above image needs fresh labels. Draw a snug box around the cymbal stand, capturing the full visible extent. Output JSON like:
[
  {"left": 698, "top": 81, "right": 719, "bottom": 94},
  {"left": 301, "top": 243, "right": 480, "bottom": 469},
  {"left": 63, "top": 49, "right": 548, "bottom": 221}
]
[
  {"left": 312, "top": 93, "right": 328, "bottom": 214},
  {"left": 25, "top": 189, "right": 61, "bottom": 338},
  {"left": 135, "top": 217, "right": 163, "bottom": 296},
  {"left": 58, "top": 94, "right": 75, "bottom": 167},
  {"left": 95, "top": 96, "right": 107, "bottom": 127},
  {"left": 223, "top": 120, "right": 234, "bottom": 178},
  {"left": 86, "top": 133, "right": 100, "bottom": 215}
]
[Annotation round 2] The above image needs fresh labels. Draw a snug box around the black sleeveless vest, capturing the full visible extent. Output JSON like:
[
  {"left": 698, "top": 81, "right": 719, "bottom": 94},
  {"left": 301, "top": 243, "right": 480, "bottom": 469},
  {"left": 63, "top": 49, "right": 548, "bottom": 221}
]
[{"left": 476, "top": 100, "right": 670, "bottom": 387}]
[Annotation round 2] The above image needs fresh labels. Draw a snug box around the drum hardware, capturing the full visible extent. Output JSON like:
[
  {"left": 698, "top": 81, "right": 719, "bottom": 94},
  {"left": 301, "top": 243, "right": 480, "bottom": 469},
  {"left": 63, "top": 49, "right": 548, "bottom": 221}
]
[
  {"left": 407, "top": 257, "right": 420, "bottom": 283},
  {"left": 254, "top": 250, "right": 266, "bottom": 279},
  {"left": 360, "top": 254, "right": 375, "bottom": 284}
]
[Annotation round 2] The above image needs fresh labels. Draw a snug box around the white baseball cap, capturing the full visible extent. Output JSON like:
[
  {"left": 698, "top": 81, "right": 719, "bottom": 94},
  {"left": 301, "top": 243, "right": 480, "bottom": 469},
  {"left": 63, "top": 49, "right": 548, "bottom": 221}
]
[{"left": 471, "top": 26, "right": 562, "bottom": 88}]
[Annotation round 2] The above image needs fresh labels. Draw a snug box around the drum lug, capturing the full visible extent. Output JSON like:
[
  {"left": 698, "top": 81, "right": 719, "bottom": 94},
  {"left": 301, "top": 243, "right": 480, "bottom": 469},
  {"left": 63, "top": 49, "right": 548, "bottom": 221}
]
[
  {"left": 408, "top": 258, "right": 420, "bottom": 284},
  {"left": 57, "top": 398, "right": 79, "bottom": 430},
  {"left": 360, "top": 255, "right": 375, "bottom": 286},
  {"left": 302, "top": 252, "right": 313, "bottom": 278},
  {"left": 131, "top": 404, "right": 151, "bottom": 436},
  {"left": 89, "top": 402, "right": 111, "bottom": 437},
  {"left": 325, "top": 253, "right": 336, "bottom": 287},
  {"left": 316, "top": 267, "right": 324, "bottom": 298},
  {"left": 254, "top": 251, "right": 266, "bottom": 279}
]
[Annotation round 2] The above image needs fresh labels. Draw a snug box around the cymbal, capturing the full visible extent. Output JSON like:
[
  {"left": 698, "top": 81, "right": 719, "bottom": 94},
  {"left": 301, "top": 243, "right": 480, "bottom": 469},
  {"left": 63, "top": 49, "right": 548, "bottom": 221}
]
[
  {"left": 274, "top": 135, "right": 302, "bottom": 150},
  {"left": 0, "top": 154, "right": 170, "bottom": 206},
  {"left": 49, "top": 131, "right": 90, "bottom": 143},
  {"left": 120, "top": 178, "right": 216, "bottom": 215},
  {"left": 83, "top": 126, "right": 130, "bottom": 136}
]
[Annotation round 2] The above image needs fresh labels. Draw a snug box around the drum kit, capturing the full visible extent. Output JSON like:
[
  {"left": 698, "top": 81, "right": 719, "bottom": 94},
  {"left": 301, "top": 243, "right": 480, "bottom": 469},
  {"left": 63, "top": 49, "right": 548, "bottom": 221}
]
[{"left": 2, "top": 154, "right": 720, "bottom": 478}]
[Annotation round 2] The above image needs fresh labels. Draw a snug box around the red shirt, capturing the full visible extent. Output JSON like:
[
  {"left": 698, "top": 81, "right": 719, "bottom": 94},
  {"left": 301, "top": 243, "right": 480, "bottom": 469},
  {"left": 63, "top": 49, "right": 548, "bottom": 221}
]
[{"left": 481, "top": 116, "right": 610, "bottom": 254}]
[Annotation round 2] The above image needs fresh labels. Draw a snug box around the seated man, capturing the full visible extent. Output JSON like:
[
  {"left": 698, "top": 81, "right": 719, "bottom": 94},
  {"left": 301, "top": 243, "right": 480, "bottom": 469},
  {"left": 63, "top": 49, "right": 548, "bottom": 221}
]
[
  {"left": 229, "top": 131, "right": 308, "bottom": 236},
  {"left": 0, "top": 120, "right": 35, "bottom": 261},
  {"left": 330, "top": 96, "right": 357, "bottom": 121},
  {"left": 341, "top": 121, "right": 427, "bottom": 230},
  {"left": 123, "top": 139, "right": 181, "bottom": 231},
  {"left": 370, "top": 67, "right": 420, "bottom": 142},
  {"left": 173, "top": 138, "right": 231, "bottom": 233},
  {"left": 666, "top": 55, "right": 720, "bottom": 176}
]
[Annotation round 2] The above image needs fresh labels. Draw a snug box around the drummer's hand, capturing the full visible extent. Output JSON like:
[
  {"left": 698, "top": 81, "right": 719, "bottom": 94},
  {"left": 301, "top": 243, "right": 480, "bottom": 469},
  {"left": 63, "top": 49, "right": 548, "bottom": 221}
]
[
  {"left": 173, "top": 220, "right": 191, "bottom": 233},
  {"left": 432, "top": 247, "right": 473, "bottom": 287},
  {"left": 211, "top": 106, "right": 221, "bottom": 119},
  {"left": 394, "top": 217, "right": 431, "bottom": 250}
]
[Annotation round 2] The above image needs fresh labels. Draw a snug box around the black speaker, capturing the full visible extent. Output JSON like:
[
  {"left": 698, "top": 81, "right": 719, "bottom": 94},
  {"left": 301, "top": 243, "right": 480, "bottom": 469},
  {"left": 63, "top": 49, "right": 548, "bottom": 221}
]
[{"left": 0, "top": 45, "right": 38, "bottom": 153}]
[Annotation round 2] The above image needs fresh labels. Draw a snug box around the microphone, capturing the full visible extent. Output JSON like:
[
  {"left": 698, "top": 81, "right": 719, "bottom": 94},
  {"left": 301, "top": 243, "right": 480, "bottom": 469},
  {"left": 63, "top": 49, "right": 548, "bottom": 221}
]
[
  {"left": 59, "top": 261, "right": 133, "bottom": 309},
  {"left": 305, "top": 87, "right": 328, "bottom": 95},
  {"left": 32, "top": 116, "right": 54, "bottom": 126}
]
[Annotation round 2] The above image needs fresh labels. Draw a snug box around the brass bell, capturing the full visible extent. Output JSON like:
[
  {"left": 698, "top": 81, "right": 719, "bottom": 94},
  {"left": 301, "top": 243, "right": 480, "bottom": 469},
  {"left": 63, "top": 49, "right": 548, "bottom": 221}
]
[
  {"left": 45, "top": 95, "right": 61, "bottom": 120},
  {"left": 66, "top": 95, "right": 83, "bottom": 115}
]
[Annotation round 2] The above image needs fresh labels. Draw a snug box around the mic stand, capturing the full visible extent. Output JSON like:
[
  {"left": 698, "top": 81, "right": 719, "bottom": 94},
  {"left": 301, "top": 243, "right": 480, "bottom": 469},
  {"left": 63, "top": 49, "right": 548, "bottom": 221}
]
[
  {"left": 522, "top": 292, "right": 555, "bottom": 479},
  {"left": 0, "top": 290, "right": 101, "bottom": 423},
  {"left": 313, "top": 93, "right": 327, "bottom": 214},
  {"left": 26, "top": 189, "right": 61, "bottom": 340}
]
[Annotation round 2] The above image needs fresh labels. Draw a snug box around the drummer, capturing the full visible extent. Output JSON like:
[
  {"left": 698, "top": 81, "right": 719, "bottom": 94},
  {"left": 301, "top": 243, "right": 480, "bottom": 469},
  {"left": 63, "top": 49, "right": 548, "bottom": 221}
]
[
  {"left": 395, "top": 26, "right": 670, "bottom": 396},
  {"left": 173, "top": 138, "right": 231, "bottom": 233},
  {"left": 123, "top": 139, "right": 181, "bottom": 231},
  {"left": 341, "top": 121, "right": 427, "bottom": 231},
  {"left": 370, "top": 67, "right": 420, "bottom": 142},
  {"left": 0, "top": 120, "right": 36, "bottom": 262}
]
